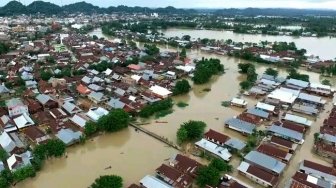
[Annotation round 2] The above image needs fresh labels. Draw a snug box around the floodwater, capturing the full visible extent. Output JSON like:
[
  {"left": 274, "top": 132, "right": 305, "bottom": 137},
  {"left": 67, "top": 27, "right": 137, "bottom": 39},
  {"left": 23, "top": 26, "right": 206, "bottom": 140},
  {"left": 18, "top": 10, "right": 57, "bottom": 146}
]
[
  {"left": 16, "top": 29, "right": 335, "bottom": 188},
  {"left": 162, "top": 28, "right": 336, "bottom": 60}
]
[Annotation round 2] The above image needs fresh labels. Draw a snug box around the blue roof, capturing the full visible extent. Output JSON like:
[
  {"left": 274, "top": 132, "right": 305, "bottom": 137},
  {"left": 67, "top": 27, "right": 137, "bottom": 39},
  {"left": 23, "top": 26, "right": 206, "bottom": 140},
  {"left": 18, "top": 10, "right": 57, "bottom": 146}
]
[
  {"left": 225, "top": 138, "right": 246, "bottom": 150},
  {"left": 246, "top": 107, "right": 269, "bottom": 119},
  {"left": 286, "top": 78, "right": 309, "bottom": 88},
  {"left": 224, "top": 118, "right": 256, "bottom": 134},
  {"left": 244, "top": 151, "right": 286, "bottom": 174},
  {"left": 268, "top": 125, "right": 303, "bottom": 141},
  {"left": 56, "top": 129, "right": 82, "bottom": 145}
]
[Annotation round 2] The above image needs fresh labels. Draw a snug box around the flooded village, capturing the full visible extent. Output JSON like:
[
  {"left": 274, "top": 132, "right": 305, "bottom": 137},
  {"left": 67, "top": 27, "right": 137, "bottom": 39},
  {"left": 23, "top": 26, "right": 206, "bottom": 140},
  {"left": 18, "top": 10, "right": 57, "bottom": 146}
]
[{"left": 0, "top": 1, "right": 336, "bottom": 188}]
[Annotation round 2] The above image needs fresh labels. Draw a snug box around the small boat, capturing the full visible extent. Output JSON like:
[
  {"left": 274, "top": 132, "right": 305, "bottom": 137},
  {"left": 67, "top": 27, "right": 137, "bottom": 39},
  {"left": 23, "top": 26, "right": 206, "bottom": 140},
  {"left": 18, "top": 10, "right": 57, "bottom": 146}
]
[{"left": 155, "top": 121, "right": 168, "bottom": 123}]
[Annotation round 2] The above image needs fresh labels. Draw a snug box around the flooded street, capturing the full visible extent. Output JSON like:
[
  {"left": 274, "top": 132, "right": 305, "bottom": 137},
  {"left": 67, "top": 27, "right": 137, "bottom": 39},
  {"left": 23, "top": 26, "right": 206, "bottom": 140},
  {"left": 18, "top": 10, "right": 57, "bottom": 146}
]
[{"left": 16, "top": 29, "right": 335, "bottom": 188}]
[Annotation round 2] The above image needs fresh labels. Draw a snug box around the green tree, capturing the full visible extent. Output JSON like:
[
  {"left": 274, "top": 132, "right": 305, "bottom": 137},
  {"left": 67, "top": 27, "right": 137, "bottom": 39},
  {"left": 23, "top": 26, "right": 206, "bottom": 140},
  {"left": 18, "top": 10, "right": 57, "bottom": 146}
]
[
  {"left": 238, "top": 63, "right": 254, "bottom": 74},
  {"left": 240, "top": 80, "right": 252, "bottom": 90},
  {"left": 0, "top": 148, "right": 8, "bottom": 162},
  {"left": 98, "top": 109, "right": 130, "bottom": 132},
  {"left": 322, "top": 79, "right": 331, "bottom": 86},
  {"left": 13, "top": 165, "right": 36, "bottom": 182},
  {"left": 46, "top": 56, "right": 56, "bottom": 64},
  {"left": 84, "top": 121, "right": 98, "bottom": 136},
  {"left": 209, "top": 158, "right": 232, "bottom": 173},
  {"left": 193, "top": 58, "right": 223, "bottom": 84},
  {"left": 173, "top": 79, "right": 191, "bottom": 95},
  {"left": 33, "top": 139, "right": 66, "bottom": 159},
  {"left": 144, "top": 44, "right": 160, "bottom": 56},
  {"left": 40, "top": 71, "right": 53, "bottom": 81},
  {"left": 179, "top": 48, "right": 187, "bottom": 60},
  {"left": 177, "top": 120, "right": 206, "bottom": 144},
  {"left": 196, "top": 166, "right": 220, "bottom": 187},
  {"left": 92, "top": 35, "right": 98, "bottom": 40},
  {"left": 139, "top": 99, "right": 173, "bottom": 118},
  {"left": 0, "top": 169, "right": 13, "bottom": 188},
  {"left": 90, "top": 175, "right": 123, "bottom": 188},
  {"left": 265, "top": 68, "right": 278, "bottom": 77}
]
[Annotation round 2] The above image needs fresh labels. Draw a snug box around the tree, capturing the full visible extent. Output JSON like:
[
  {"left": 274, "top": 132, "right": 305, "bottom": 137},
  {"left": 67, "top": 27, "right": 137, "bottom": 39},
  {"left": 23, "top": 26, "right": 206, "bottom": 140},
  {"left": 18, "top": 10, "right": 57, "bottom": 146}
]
[
  {"left": 0, "top": 148, "right": 8, "bottom": 162},
  {"left": 177, "top": 120, "right": 206, "bottom": 144},
  {"left": 139, "top": 99, "right": 173, "bottom": 118},
  {"left": 13, "top": 165, "right": 36, "bottom": 182},
  {"left": 196, "top": 166, "right": 220, "bottom": 187},
  {"left": 240, "top": 80, "right": 252, "bottom": 90},
  {"left": 179, "top": 48, "right": 187, "bottom": 60},
  {"left": 90, "top": 175, "right": 123, "bottom": 188},
  {"left": 84, "top": 121, "right": 98, "bottom": 136},
  {"left": 46, "top": 56, "right": 56, "bottom": 64},
  {"left": 92, "top": 35, "right": 98, "bottom": 40},
  {"left": 247, "top": 66, "right": 257, "bottom": 82},
  {"left": 173, "top": 79, "right": 191, "bottom": 95},
  {"left": 238, "top": 63, "right": 254, "bottom": 74},
  {"left": 193, "top": 58, "right": 224, "bottom": 84},
  {"left": 40, "top": 71, "right": 53, "bottom": 81},
  {"left": 144, "top": 44, "right": 160, "bottom": 56},
  {"left": 33, "top": 139, "right": 66, "bottom": 160},
  {"left": 182, "top": 35, "right": 191, "bottom": 41},
  {"left": 265, "top": 68, "right": 278, "bottom": 77},
  {"left": 209, "top": 158, "right": 232, "bottom": 173},
  {"left": 0, "top": 170, "right": 13, "bottom": 188},
  {"left": 322, "top": 79, "right": 331, "bottom": 86},
  {"left": 98, "top": 109, "right": 130, "bottom": 132}
]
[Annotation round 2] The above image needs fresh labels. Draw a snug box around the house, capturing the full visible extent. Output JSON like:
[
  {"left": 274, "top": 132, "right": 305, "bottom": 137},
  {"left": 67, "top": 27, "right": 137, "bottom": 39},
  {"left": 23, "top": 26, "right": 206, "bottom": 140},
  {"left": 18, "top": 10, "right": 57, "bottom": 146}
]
[
  {"left": 299, "top": 160, "right": 336, "bottom": 184},
  {"left": 76, "top": 84, "right": 91, "bottom": 95},
  {"left": 292, "top": 104, "right": 319, "bottom": 116},
  {"left": 23, "top": 126, "right": 50, "bottom": 145},
  {"left": 286, "top": 78, "right": 309, "bottom": 89},
  {"left": 244, "top": 151, "right": 286, "bottom": 175},
  {"left": 49, "top": 108, "right": 68, "bottom": 121},
  {"left": 88, "top": 92, "right": 108, "bottom": 104},
  {"left": 7, "top": 152, "right": 32, "bottom": 171},
  {"left": 267, "top": 89, "right": 297, "bottom": 105},
  {"left": 0, "top": 115, "right": 18, "bottom": 132},
  {"left": 267, "top": 125, "right": 304, "bottom": 144},
  {"left": 6, "top": 98, "right": 29, "bottom": 117},
  {"left": 308, "top": 83, "right": 335, "bottom": 97},
  {"left": 70, "top": 114, "right": 90, "bottom": 129},
  {"left": 204, "top": 129, "right": 230, "bottom": 146},
  {"left": 24, "top": 98, "right": 43, "bottom": 114},
  {"left": 149, "top": 85, "right": 172, "bottom": 98},
  {"left": 25, "top": 80, "right": 38, "bottom": 89},
  {"left": 106, "top": 98, "right": 126, "bottom": 110},
  {"left": 237, "top": 161, "right": 279, "bottom": 187},
  {"left": 36, "top": 94, "right": 58, "bottom": 109},
  {"left": 224, "top": 118, "right": 256, "bottom": 135},
  {"left": 257, "top": 143, "right": 292, "bottom": 163},
  {"left": 86, "top": 107, "right": 109, "bottom": 122},
  {"left": 169, "top": 154, "right": 202, "bottom": 177},
  {"left": 230, "top": 98, "right": 248, "bottom": 108},
  {"left": 156, "top": 164, "right": 193, "bottom": 188},
  {"left": 88, "top": 84, "right": 104, "bottom": 92},
  {"left": 62, "top": 102, "right": 82, "bottom": 115},
  {"left": 0, "top": 85, "right": 10, "bottom": 95},
  {"left": 195, "top": 138, "right": 232, "bottom": 161},
  {"left": 0, "top": 131, "right": 24, "bottom": 154},
  {"left": 297, "top": 93, "right": 326, "bottom": 106},
  {"left": 139, "top": 175, "right": 173, "bottom": 188},
  {"left": 256, "top": 102, "right": 276, "bottom": 114},
  {"left": 246, "top": 107, "right": 270, "bottom": 120},
  {"left": 56, "top": 128, "right": 82, "bottom": 146},
  {"left": 13, "top": 113, "right": 34, "bottom": 129},
  {"left": 282, "top": 113, "right": 313, "bottom": 127},
  {"left": 224, "top": 138, "right": 246, "bottom": 151},
  {"left": 288, "top": 171, "right": 334, "bottom": 188},
  {"left": 270, "top": 136, "right": 298, "bottom": 153}
]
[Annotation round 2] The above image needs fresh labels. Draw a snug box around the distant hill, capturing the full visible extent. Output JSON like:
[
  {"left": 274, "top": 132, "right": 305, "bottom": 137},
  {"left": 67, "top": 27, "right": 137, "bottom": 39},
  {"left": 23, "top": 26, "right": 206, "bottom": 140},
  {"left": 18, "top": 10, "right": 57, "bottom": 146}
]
[{"left": 0, "top": 0, "right": 335, "bottom": 16}]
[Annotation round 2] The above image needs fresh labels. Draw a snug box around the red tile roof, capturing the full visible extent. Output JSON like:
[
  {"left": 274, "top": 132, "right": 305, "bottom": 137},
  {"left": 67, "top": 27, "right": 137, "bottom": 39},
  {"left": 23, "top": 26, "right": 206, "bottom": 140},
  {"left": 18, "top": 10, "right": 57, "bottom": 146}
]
[{"left": 204, "top": 129, "right": 230, "bottom": 145}]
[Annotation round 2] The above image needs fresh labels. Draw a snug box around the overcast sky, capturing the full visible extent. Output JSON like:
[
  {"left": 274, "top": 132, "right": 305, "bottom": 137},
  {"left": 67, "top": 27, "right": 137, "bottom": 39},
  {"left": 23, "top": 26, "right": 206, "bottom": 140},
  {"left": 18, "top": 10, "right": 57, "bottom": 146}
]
[{"left": 1, "top": 0, "right": 336, "bottom": 9}]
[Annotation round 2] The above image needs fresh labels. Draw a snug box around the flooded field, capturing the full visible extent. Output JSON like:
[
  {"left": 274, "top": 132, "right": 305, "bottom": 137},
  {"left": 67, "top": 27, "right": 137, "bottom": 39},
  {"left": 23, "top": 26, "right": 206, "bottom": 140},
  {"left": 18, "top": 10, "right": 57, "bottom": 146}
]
[{"left": 16, "top": 29, "right": 335, "bottom": 188}]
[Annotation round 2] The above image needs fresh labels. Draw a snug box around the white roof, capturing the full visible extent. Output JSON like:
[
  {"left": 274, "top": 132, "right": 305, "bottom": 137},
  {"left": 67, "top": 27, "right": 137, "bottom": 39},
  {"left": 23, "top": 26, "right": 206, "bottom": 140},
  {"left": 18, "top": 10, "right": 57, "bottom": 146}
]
[
  {"left": 307, "top": 175, "right": 318, "bottom": 184},
  {"left": 140, "top": 175, "right": 173, "bottom": 188},
  {"left": 310, "top": 83, "right": 331, "bottom": 90},
  {"left": 131, "top": 75, "right": 142, "bottom": 82},
  {"left": 0, "top": 132, "right": 15, "bottom": 153},
  {"left": 283, "top": 114, "right": 313, "bottom": 127},
  {"left": 86, "top": 107, "right": 108, "bottom": 122},
  {"left": 13, "top": 113, "right": 34, "bottom": 129},
  {"left": 149, "top": 85, "right": 172, "bottom": 97},
  {"left": 256, "top": 102, "right": 275, "bottom": 112},
  {"left": 268, "top": 89, "right": 297, "bottom": 104},
  {"left": 7, "top": 154, "right": 20, "bottom": 171},
  {"left": 231, "top": 98, "right": 247, "bottom": 106},
  {"left": 105, "top": 68, "right": 113, "bottom": 76},
  {"left": 70, "top": 114, "right": 88, "bottom": 128},
  {"left": 195, "top": 138, "right": 232, "bottom": 161},
  {"left": 176, "top": 65, "right": 195, "bottom": 73}
]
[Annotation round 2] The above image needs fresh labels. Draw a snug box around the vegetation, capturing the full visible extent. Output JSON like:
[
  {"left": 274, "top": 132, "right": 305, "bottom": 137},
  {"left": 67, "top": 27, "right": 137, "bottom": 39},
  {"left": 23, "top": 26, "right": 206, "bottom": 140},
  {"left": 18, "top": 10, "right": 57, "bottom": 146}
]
[
  {"left": 40, "top": 71, "right": 53, "bottom": 81},
  {"left": 139, "top": 98, "right": 174, "bottom": 118},
  {"left": 84, "top": 121, "right": 98, "bottom": 136},
  {"left": 90, "top": 175, "right": 123, "bottom": 188},
  {"left": 209, "top": 158, "right": 233, "bottom": 173},
  {"left": 177, "top": 120, "right": 206, "bottom": 144},
  {"left": 193, "top": 58, "right": 224, "bottom": 84},
  {"left": 0, "top": 148, "right": 8, "bottom": 162},
  {"left": 243, "top": 130, "right": 265, "bottom": 154},
  {"left": 97, "top": 109, "right": 130, "bottom": 132},
  {"left": 13, "top": 165, "right": 36, "bottom": 182},
  {"left": 179, "top": 48, "right": 187, "bottom": 60},
  {"left": 196, "top": 166, "right": 221, "bottom": 187},
  {"left": 287, "top": 68, "right": 310, "bottom": 82},
  {"left": 321, "top": 79, "right": 332, "bottom": 86},
  {"left": 176, "top": 101, "right": 189, "bottom": 108},
  {"left": 238, "top": 63, "right": 258, "bottom": 90},
  {"left": 144, "top": 44, "right": 160, "bottom": 56},
  {"left": 265, "top": 67, "right": 279, "bottom": 77},
  {"left": 173, "top": 79, "right": 191, "bottom": 95},
  {"left": 33, "top": 139, "right": 66, "bottom": 160},
  {"left": 0, "top": 43, "right": 10, "bottom": 55},
  {"left": 88, "top": 61, "right": 112, "bottom": 72}
]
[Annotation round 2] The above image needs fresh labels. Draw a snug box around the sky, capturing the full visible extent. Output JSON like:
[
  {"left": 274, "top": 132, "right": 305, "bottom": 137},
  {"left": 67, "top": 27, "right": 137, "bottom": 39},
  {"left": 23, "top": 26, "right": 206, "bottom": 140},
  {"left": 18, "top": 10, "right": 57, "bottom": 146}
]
[{"left": 1, "top": 0, "right": 336, "bottom": 9}]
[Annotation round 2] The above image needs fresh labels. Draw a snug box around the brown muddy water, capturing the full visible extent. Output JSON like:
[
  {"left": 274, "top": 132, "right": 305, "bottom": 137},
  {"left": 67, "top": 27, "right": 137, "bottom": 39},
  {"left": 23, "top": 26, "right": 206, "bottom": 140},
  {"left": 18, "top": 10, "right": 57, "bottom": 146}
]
[{"left": 16, "top": 29, "right": 335, "bottom": 188}]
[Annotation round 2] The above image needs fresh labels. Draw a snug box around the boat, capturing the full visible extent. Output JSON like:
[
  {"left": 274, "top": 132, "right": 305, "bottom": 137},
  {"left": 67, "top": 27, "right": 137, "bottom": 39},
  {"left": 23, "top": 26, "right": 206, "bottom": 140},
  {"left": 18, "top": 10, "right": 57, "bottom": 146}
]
[{"left": 155, "top": 121, "right": 168, "bottom": 123}]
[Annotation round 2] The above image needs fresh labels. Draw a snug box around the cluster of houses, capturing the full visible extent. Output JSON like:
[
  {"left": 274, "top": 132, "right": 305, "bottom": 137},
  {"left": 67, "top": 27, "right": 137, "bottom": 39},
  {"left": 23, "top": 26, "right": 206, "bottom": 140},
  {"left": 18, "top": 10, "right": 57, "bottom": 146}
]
[
  {"left": 128, "top": 153, "right": 250, "bottom": 188},
  {"left": 287, "top": 160, "right": 336, "bottom": 188}
]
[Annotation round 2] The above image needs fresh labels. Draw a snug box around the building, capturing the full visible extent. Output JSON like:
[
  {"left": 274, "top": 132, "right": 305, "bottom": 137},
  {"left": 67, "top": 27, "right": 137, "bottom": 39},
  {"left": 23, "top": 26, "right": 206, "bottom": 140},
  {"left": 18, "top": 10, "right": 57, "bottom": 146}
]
[
  {"left": 204, "top": 129, "right": 230, "bottom": 146},
  {"left": 13, "top": 113, "right": 35, "bottom": 129},
  {"left": 288, "top": 171, "right": 334, "bottom": 188},
  {"left": 62, "top": 102, "right": 82, "bottom": 115},
  {"left": 283, "top": 113, "right": 313, "bottom": 127},
  {"left": 230, "top": 98, "right": 248, "bottom": 108},
  {"left": 36, "top": 94, "right": 58, "bottom": 109},
  {"left": 23, "top": 126, "right": 50, "bottom": 145},
  {"left": 169, "top": 154, "right": 202, "bottom": 178},
  {"left": 195, "top": 138, "right": 232, "bottom": 161},
  {"left": 6, "top": 98, "right": 29, "bottom": 117},
  {"left": 88, "top": 92, "right": 108, "bottom": 104},
  {"left": 237, "top": 161, "right": 279, "bottom": 187},
  {"left": 0, "top": 131, "right": 24, "bottom": 154},
  {"left": 156, "top": 164, "right": 193, "bottom": 188},
  {"left": 299, "top": 160, "right": 336, "bottom": 184},
  {"left": 267, "top": 125, "right": 304, "bottom": 144},
  {"left": 56, "top": 128, "right": 82, "bottom": 146},
  {"left": 149, "top": 85, "right": 172, "bottom": 98},
  {"left": 139, "top": 175, "right": 173, "bottom": 188},
  {"left": 224, "top": 118, "right": 256, "bottom": 135},
  {"left": 86, "top": 107, "right": 109, "bottom": 122},
  {"left": 244, "top": 151, "right": 286, "bottom": 175},
  {"left": 257, "top": 143, "right": 292, "bottom": 163},
  {"left": 270, "top": 136, "right": 298, "bottom": 153}
]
